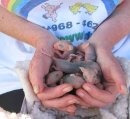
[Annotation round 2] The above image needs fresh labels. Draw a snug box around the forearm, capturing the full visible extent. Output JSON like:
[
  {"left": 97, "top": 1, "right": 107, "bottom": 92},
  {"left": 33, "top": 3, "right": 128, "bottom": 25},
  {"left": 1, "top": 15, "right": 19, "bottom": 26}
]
[
  {"left": 0, "top": 6, "right": 53, "bottom": 47},
  {"left": 89, "top": 0, "right": 130, "bottom": 51}
]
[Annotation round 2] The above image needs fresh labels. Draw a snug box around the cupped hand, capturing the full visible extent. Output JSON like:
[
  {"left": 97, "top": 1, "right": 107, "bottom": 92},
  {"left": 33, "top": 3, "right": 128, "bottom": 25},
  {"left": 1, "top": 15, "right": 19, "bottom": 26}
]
[
  {"left": 29, "top": 33, "right": 56, "bottom": 94},
  {"left": 37, "top": 83, "right": 83, "bottom": 114},
  {"left": 76, "top": 82, "right": 117, "bottom": 108},
  {"left": 76, "top": 43, "right": 127, "bottom": 108},
  {"left": 28, "top": 33, "right": 83, "bottom": 114},
  {"left": 95, "top": 48, "right": 127, "bottom": 94}
]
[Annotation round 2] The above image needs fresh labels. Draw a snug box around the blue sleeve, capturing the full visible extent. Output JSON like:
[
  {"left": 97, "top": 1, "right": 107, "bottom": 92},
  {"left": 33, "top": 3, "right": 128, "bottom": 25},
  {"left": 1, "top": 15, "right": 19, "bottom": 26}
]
[
  {"left": 112, "top": 0, "right": 121, "bottom": 6},
  {"left": 102, "top": 0, "right": 120, "bottom": 15}
]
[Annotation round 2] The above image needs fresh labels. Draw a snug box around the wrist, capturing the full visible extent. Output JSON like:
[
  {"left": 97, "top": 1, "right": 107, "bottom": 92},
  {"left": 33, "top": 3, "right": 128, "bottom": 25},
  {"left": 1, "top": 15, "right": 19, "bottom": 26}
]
[
  {"left": 35, "top": 30, "right": 58, "bottom": 58},
  {"left": 88, "top": 14, "right": 127, "bottom": 52},
  {"left": 88, "top": 39, "right": 113, "bottom": 61},
  {"left": 26, "top": 24, "right": 57, "bottom": 48},
  {"left": 27, "top": 24, "right": 57, "bottom": 49},
  {"left": 88, "top": 38, "right": 113, "bottom": 54},
  {"left": 89, "top": 42, "right": 113, "bottom": 66}
]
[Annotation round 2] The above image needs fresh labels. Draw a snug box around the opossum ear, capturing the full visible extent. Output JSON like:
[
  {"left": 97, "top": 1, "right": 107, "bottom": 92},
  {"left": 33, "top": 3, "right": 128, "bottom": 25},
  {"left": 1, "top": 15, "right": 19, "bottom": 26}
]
[
  {"left": 80, "top": 67, "right": 87, "bottom": 73},
  {"left": 53, "top": 41, "right": 66, "bottom": 50},
  {"left": 68, "top": 45, "right": 73, "bottom": 51},
  {"left": 82, "top": 42, "right": 90, "bottom": 51},
  {"left": 78, "top": 42, "right": 89, "bottom": 51},
  {"left": 80, "top": 67, "right": 88, "bottom": 80},
  {"left": 53, "top": 41, "right": 64, "bottom": 51}
]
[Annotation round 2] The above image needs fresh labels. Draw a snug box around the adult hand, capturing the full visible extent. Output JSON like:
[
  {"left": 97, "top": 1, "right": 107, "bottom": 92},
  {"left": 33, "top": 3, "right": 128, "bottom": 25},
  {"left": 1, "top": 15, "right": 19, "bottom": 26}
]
[
  {"left": 76, "top": 43, "right": 127, "bottom": 108},
  {"left": 28, "top": 33, "right": 82, "bottom": 114}
]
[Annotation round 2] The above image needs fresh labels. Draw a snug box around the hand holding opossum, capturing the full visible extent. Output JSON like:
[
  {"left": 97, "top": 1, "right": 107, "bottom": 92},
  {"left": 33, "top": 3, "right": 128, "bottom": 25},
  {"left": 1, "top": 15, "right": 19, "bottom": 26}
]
[{"left": 45, "top": 40, "right": 102, "bottom": 89}]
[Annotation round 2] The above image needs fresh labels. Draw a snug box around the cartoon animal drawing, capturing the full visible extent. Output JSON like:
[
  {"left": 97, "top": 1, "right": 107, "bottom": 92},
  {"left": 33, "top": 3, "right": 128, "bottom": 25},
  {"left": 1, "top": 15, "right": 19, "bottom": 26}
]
[
  {"left": 82, "top": 3, "right": 98, "bottom": 14},
  {"left": 41, "top": 3, "right": 62, "bottom": 22},
  {"left": 70, "top": 2, "right": 98, "bottom": 15},
  {"left": 69, "top": 3, "right": 82, "bottom": 14}
]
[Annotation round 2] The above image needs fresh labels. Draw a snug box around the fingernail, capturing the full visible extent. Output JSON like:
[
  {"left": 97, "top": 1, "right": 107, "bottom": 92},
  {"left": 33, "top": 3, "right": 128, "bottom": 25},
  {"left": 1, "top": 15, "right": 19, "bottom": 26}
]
[
  {"left": 67, "top": 107, "right": 76, "bottom": 114},
  {"left": 67, "top": 108, "right": 75, "bottom": 113},
  {"left": 121, "top": 85, "right": 128, "bottom": 95},
  {"left": 78, "top": 92, "right": 84, "bottom": 97},
  {"left": 83, "top": 86, "right": 91, "bottom": 91},
  {"left": 81, "top": 106, "right": 88, "bottom": 109},
  {"left": 34, "top": 85, "right": 39, "bottom": 94},
  {"left": 68, "top": 99, "right": 80, "bottom": 104},
  {"left": 63, "top": 87, "right": 73, "bottom": 93}
]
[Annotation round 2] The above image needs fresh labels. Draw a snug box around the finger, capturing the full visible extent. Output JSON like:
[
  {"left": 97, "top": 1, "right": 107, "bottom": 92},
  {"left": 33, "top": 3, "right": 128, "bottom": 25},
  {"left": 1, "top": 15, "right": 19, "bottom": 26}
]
[
  {"left": 37, "top": 84, "right": 73, "bottom": 100},
  {"left": 82, "top": 83, "right": 116, "bottom": 103},
  {"left": 29, "top": 51, "right": 52, "bottom": 94},
  {"left": 98, "top": 52, "right": 127, "bottom": 95},
  {"left": 109, "top": 59, "right": 127, "bottom": 95},
  {"left": 79, "top": 101, "right": 91, "bottom": 108},
  {"left": 76, "top": 89, "right": 106, "bottom": 108},
  {"left": 60, "top": 105, "right": 77, "bottom": 114},
  {"left": 41, "top": 94, "right": 80, "bottom": 108}
]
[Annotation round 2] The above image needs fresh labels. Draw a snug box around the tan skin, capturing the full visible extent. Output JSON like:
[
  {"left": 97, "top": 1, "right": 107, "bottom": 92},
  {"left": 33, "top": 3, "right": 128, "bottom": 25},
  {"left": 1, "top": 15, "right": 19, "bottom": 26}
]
[
  {"left": 0, "top": 0, "right": 130, "bottom": 113},
  {"left": 77, "top": 0, "right": 130, "bottom": 108},
  {"left": 0, "top": 6, "right": 84, "bottom": 114}
]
